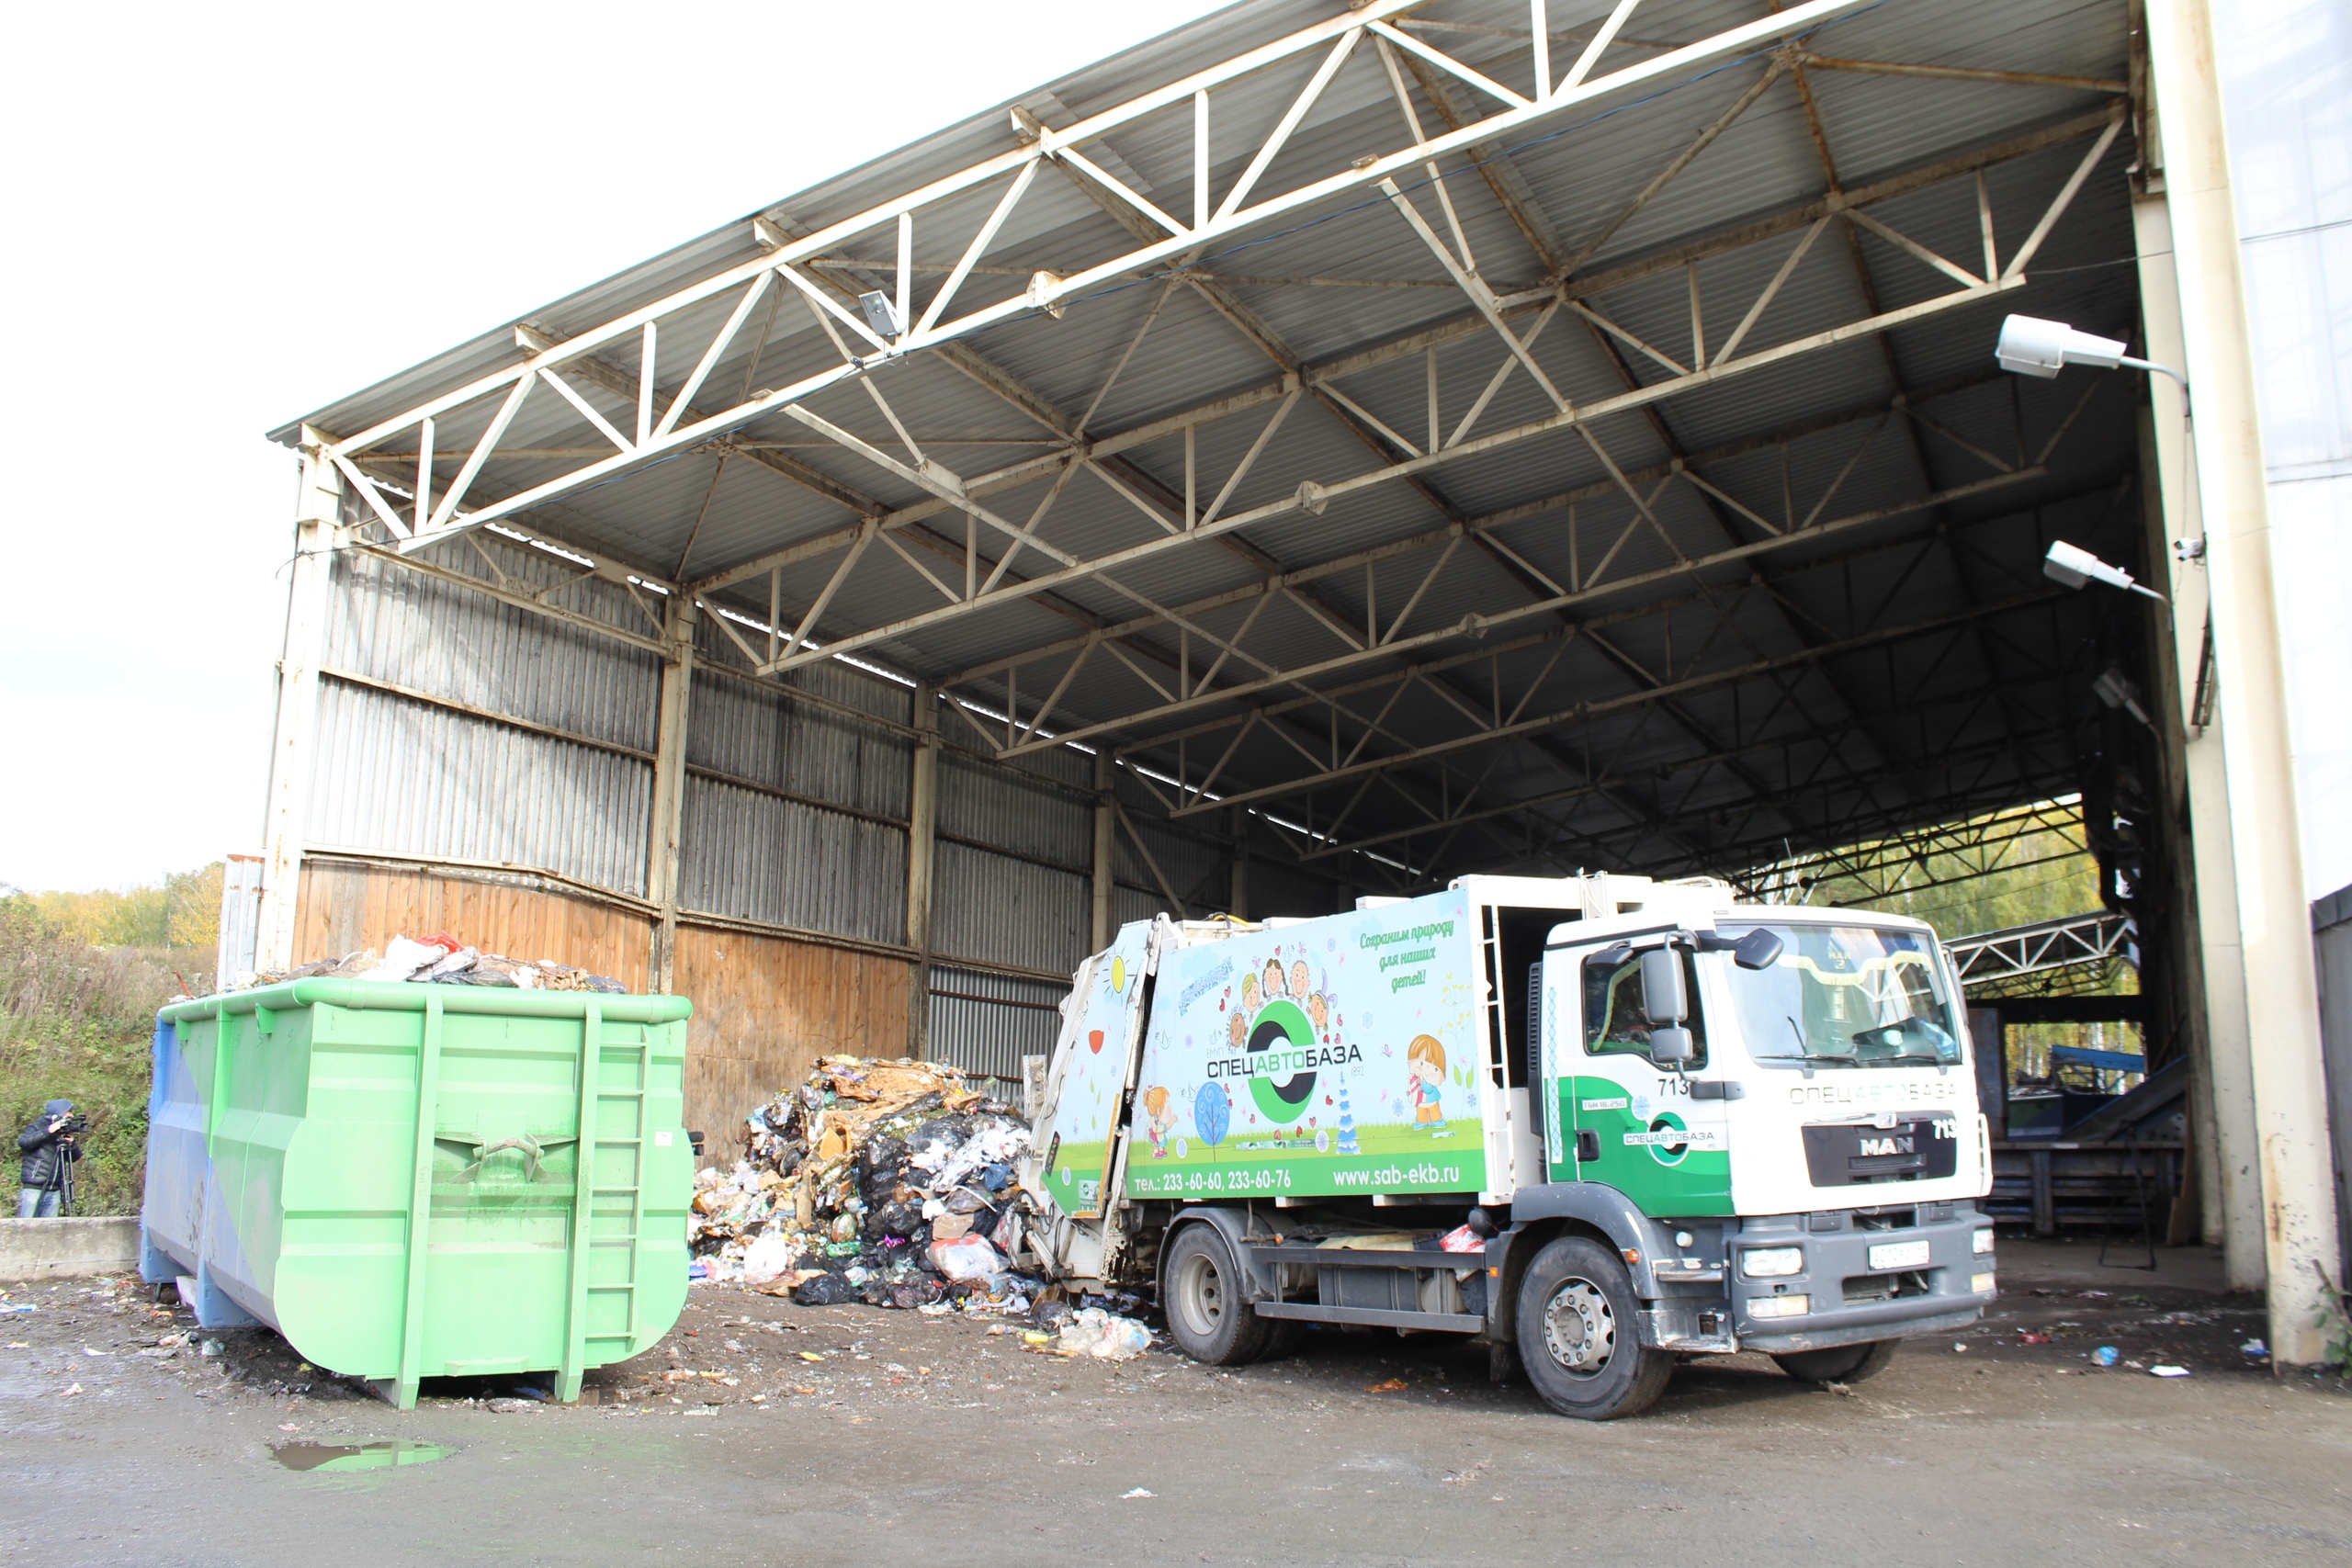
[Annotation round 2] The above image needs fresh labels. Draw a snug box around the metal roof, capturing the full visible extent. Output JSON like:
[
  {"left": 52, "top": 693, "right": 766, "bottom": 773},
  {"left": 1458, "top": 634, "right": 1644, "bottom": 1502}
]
[{"left": 277, "top": 0, "right": 2151, "bottom": 887}]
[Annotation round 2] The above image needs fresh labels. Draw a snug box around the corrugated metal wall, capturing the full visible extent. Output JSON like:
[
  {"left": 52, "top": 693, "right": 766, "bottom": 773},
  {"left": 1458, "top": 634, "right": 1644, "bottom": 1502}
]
[
  {"left": 309, "top": 544, "right": 659, "bottom": 894},
  {"left": 926, "top": 965, "right": 1066, "bottom": 1083},
  {"left": 297, "top": 547, "right": 1354, "bottom": 1111}
]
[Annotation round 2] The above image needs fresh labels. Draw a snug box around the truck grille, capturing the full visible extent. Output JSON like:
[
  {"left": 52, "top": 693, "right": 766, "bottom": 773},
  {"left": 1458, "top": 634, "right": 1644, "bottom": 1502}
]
[{"left": 1842, "top": 1269, "right": 1934, "bottom": 1305}]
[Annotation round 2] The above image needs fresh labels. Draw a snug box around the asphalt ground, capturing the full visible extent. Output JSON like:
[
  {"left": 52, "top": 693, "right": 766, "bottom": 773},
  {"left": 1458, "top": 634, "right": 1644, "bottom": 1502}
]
[{"left": 5, "top": 1241, "right": 2348, "bottom": 1565}]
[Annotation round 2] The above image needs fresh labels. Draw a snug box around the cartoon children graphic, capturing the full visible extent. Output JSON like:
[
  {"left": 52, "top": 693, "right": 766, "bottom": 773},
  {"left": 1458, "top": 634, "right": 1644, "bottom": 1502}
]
[
  {"left": 1405, "top": 1033, "right": 1449, "bottom": 1133},
  {"left": 1261, "top": 957, "right": 1286, "bottom": 1000},
  {"left": 1308, "top": 991, "right": 1329, "bottom": 1038},
  {"left": 1142, "top": 1085, "right": 1174, "bottom": 1158},
  {"left": 1290, "top": 959, "right": 1310, "bottom": 1003},
  {"left": 1227, "top": 1010, "right": 1248, "bottom": 1049},
  {"left": 1240, "top": 972, "right": 1261, "bottom": 1011}
]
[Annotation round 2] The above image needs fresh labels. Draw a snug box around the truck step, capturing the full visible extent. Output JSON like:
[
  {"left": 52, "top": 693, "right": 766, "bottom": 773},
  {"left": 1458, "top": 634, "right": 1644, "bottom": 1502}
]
[{"left": 1254, "top": 1301, "right": 1484, "bottom": 1333}]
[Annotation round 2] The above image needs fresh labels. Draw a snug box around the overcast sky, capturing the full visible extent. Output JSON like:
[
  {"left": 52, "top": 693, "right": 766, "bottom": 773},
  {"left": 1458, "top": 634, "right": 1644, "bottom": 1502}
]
[{"left": 0, "top": 0, "right": 1217, "bottom": 894}]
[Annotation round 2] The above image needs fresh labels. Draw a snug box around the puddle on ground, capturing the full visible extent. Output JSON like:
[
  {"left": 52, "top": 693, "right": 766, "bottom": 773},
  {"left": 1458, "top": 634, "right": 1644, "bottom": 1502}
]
[{"left": 272, "top": 1438, "right": 450, "bottom": 1472}]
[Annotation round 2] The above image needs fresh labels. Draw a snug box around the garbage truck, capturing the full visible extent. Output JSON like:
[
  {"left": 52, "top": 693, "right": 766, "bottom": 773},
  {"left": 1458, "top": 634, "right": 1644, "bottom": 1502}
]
[{"left": 1018, "top": 872, "right": 1996, "bottom": 1419}]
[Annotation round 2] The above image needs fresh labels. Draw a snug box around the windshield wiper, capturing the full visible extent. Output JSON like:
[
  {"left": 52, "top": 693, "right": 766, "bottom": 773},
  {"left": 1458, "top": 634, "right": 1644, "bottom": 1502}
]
[
  {"left": 1860, "top": 1051, "right": 1949, "bottom": 1066},
  {"left": 1757, "top": 1051, "right": 1860, "bottom": 1065}
]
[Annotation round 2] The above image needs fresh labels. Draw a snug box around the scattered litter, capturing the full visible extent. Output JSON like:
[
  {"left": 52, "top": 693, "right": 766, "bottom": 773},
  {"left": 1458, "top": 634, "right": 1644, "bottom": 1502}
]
[
  {"left": 60, "top": 1383, "right": 81, "bottom": 1397},
  {"left": 198, "top": 1339, "right": 223, "bottom": 1359},
  {"left": 686, "top": 1056, "right": 1043, "bottom": 1315},
  {"left": 2242, "top": 1338, "right": 2268, "bottom": 1358},
  {"left": 227, "top": 932, "right": 628, "bottom": 995},
  {"left": 486, "top": 1397, "right": 542, "bottom": 1413},
  {"left": 1435, "top": 1224, "right": 1486, "bottom": 1253},
  {"left": 277, "top": 1424, "right": 299, "bottom": 1432},
  {"left": 1120, "top": 1488, "right": 1155, "bottom": 1499},
  {"left": 2017, "top": 1331, "right": 2052, "bottom": 1345},
  {"left": 1039, "top": 1308, "right": 1150, "bottom": 1361},
  {"left": 2077, "top": 1290, "right": 2109, "bottom": 1299},
  {"left": 2149, "top": 1365, "right": 2190, "bottom": 1378},
  {"left": 1951, "top": 1342, "right": 1967, "bottom": 1353},
  {"left": 1366, "top": 1378, "right": 1409, "bottom": 1393},
  {"left": 2091, "top": 1346, "right": 2120, "bottom": 1368},
  {"left": 0, "top": 1303, "right": 33, "bottom": 1314}
]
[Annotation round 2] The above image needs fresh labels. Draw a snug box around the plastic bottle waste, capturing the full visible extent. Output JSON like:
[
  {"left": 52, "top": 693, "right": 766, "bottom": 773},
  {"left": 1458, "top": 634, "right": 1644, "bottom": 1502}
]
[{"left": 2091, "top": 1345, "right": 2120, "bottom": 1367}]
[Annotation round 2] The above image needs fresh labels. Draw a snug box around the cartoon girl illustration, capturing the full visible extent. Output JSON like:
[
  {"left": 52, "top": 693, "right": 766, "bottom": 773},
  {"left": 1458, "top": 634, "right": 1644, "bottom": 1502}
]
[
  {"left": 1290, "top": 959, "right": 1310, "bottom": 1002},
  {"left": 1141, "top": 1085, "right": 1174, "bottom": 1158},
  {"left": 1227, "top": 1010, "right": 1248, "bottom": 1049},
  {"left": 1308, "top": 991, "right": 1329, "bottom": 1037},
  {"left": 1405, "top": 1034, "right": 1448, "bottom": 1132},
  {"left": 1261, "top": 958, "right": 1286, "bottom": 999},
  {"left": 1240, "top": 972, "right": 1261, "bottom": 1011}
]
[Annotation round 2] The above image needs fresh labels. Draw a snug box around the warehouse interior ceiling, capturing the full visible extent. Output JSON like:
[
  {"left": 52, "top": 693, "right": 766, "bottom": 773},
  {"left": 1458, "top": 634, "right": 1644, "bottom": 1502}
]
[{"left": 276, "top": 0, "right": 2150, "bottom": 900}]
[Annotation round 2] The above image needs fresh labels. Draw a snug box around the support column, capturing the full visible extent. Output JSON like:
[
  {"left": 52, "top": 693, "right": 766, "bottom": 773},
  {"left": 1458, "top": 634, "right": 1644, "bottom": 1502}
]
[
  {"left": 906, "top": 685, "right": 939, "bottom": 1057},
  {"left": 646, "top": 596, "right": 696, "bottom": 994},
  {"left": 2133, "top": 190, "right": 2263, "bottom": 1278},
  {"left": 1091, "top": 751, "right": 1115, "bottom": 952},
  {"left": 1227, "top": 806, "right": 1250, "bottom": 919},
  {"left": 2147, "top": 0, "right": 2342, "bottom": 1359},
  {"left": 254, "top": 428, "right": 340, "bottom": 974}
]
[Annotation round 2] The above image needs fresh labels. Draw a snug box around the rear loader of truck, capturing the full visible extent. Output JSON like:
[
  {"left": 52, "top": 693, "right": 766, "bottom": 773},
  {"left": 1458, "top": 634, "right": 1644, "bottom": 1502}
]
[{"left": 1021, "top": 872, "right": 1996, "bottom": 1419}]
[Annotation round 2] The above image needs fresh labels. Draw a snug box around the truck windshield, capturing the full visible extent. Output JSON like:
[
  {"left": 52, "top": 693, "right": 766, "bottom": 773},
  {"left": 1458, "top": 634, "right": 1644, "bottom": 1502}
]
[{"left": 1719, "top": 923, "right": 1962, "bottom": 1070}]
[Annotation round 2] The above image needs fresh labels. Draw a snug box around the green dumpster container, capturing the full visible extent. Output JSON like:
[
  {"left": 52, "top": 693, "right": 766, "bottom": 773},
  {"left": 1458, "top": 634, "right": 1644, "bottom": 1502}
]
[{"left": 146, "top": 979, "right": 693, "bottom": 1408}]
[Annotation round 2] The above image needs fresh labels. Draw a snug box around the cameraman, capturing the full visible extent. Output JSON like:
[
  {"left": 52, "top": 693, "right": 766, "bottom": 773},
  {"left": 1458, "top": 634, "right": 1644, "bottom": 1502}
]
[{"left": 17, "top": 1100, "right": 83, "bottom": 1219}]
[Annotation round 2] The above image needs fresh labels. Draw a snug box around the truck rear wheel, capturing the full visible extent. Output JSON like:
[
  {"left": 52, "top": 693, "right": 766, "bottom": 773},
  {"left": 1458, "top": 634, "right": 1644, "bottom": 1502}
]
[
  {"left": 1160, "top": 1224, "right": 1273, "bottom": 1366},
  {"left": 1772, "top": 1339, "right": 1899, "bottom": 1384},
  {"left": 1513, "top": 1236, "right": 1675, "bottom": 1420}
]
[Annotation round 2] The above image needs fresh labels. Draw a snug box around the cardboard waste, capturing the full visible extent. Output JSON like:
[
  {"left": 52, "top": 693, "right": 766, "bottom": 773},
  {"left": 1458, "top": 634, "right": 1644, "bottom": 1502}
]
[
  {"left": 689, "top": 1055, "right": 1046, "bottom": 1314},
  {"left": 226, "top": 932, "right": 629, "bottom": 994}
]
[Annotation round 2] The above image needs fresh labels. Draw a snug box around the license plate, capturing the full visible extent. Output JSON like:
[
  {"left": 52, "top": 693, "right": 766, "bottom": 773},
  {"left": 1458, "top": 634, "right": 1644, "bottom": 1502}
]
[{"left": 1869, "top": 1240, "right": 1932, "bottom": 1271}]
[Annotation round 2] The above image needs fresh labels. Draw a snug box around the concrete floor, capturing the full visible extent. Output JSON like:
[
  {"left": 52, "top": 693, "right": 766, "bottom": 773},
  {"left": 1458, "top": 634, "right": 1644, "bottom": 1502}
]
[{"left": 4, "top": 1240, "right": 2346, "bottom": 1566}]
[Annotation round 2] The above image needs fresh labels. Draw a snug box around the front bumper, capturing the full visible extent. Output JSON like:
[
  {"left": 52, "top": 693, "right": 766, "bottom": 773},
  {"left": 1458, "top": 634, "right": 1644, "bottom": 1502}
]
[{"left": 1727, "top": 1204, "right": 1991, "bottom": 1354}]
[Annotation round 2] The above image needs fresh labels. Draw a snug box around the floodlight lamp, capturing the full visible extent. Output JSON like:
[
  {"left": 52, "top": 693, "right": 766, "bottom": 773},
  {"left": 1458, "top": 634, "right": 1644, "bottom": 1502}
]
[
  {"left": 858, "top": 290, "right": 905, "bottom": 341},
  {"left": 2093, "top": 668, "right": 2156, "bottom": 729},
  {"left": 1996, "top": 315, "right": 2188, "bottom": 394},
  {"left": 2045, "top": 539, "right": 2165, "bottom": 603}
]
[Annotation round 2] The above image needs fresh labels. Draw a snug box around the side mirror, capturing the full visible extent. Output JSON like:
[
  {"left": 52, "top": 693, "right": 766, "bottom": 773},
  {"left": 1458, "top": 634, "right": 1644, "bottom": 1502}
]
[
  {"left": 1733, "top": 928, "right": 1784, "bottom": 971},
  {"left": 1648, "top": 1025, "right": 1696, "bottom": 1068},
  {"left": 1639, "top": 948, "right": 1687, "bottom": 1024}
]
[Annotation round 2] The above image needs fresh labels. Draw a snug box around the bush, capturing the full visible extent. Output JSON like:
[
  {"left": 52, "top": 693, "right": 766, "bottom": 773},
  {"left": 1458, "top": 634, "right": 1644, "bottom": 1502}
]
[{"left": 0, "top": 895, "right": 204, "bottom": 1216}]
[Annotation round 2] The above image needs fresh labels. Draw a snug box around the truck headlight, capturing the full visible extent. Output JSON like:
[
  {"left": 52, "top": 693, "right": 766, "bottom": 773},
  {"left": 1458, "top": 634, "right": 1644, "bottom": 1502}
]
[
  {"left": 1747, "top": 1294, "right": 1809, "bottom": 1318},
  {"left": 1972, "top": 1228, "right": 1996, "bottom": 1256},
  {"left": 1739, "top": 1246, "right": 1804, "bottom": 1278}
]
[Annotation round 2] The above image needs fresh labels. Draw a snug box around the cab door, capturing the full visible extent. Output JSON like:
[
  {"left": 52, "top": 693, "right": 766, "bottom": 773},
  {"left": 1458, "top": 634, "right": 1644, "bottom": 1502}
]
[{"left": 1546, "top": 939, "right": 1732, "bottom": 1216}]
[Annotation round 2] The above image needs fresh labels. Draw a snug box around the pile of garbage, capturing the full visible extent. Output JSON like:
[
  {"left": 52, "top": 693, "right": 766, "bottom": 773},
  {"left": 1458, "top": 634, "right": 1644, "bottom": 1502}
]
[
  {"left": 233, "top": 933, "right": 628, "bottom": 994},
  {"left": 689, "top": 1055, "right": 1046, "bottom": 1314}
]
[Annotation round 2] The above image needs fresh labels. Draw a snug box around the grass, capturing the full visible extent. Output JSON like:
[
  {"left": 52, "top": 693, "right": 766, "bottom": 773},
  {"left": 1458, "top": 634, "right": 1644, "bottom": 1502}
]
[{"left": 0, "top": 897, "right": 202, "bottom": 1216}]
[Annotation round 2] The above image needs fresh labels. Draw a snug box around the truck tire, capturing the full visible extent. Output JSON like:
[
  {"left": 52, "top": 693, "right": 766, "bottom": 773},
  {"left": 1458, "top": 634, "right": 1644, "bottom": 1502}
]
[
  {"left": 1772, "top": 1339, "right": 1899, "bottom": 1384},
  {"left": 1160, "top": 1224, "right": 1273, "bottom": 1366},
  {"left": 1513, "top": 1235, "right": 1675, "bottom": 1420}
]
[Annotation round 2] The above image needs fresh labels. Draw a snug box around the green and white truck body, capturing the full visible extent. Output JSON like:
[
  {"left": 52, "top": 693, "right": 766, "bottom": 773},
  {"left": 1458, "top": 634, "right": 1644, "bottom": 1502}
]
[{"left": 1022, "top": 872, "right": 1996, "bottom": 1418}]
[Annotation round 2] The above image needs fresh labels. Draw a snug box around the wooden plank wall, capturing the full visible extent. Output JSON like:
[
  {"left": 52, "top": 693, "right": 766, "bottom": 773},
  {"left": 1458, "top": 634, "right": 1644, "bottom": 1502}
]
[
  {"left": 295, "top": 861, "right": 915, "bottom": 1156},
  {"left": 296, "top": 861, "right": 651, "bottom": 986},
  {"left": 674, "top": 927, "right": 914, "bottom": 1160}
]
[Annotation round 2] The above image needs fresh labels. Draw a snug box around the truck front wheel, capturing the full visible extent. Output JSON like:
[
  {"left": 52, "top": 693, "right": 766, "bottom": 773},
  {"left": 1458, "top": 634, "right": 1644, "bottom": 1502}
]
[
  {"left": 1513, "top": 1236, "right": 1675, "bottom": 1420},
  {"left": 1772, "top": 1339, "right": 1899, "bottom": 1384},
  {"left": 1160, "top": 1224, "right": 1273, "bottom": 1366}
]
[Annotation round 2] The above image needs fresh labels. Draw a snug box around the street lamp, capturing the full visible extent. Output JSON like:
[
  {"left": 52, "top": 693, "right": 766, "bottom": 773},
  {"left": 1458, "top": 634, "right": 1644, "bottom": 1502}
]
[
  {"left": 1998, "top": 315, "right": 2185, "bottom": 608},
  {"left": 2043, "top": 539, "right": 2165, "bottom": 602},
  {"left": 1996, "top": 314, "right": 2188, "bottom": 396}
]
